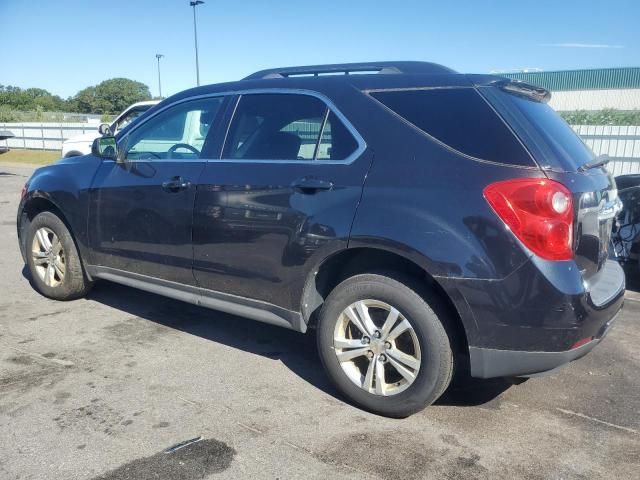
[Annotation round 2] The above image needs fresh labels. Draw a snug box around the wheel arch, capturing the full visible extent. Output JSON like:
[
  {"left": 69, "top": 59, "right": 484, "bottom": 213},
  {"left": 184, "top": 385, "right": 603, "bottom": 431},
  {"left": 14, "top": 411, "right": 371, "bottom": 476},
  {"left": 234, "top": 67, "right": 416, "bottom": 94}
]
[
  {"left": 20, "top": 195, "right": 63, "bottom": 252},
  {"left": 19, "top": 194, "right": 91, "bottom": 279},
  {"left": 301, "top": 246, "right": 474, "bottom": 355}
]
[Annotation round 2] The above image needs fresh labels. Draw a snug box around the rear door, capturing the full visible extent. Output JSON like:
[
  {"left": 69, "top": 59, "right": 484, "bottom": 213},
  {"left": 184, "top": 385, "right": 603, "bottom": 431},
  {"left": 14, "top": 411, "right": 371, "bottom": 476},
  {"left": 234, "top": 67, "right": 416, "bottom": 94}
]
[
  {"left": 88, "top": 96, "right": 226, "bottom": 284},
  {"left": 192, "top": 92, "right": 370, "bottom": 311}
]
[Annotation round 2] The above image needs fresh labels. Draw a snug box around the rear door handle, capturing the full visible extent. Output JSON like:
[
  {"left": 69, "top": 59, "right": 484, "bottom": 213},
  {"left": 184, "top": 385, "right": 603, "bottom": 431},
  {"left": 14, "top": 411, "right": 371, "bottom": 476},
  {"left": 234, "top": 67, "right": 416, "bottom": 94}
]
[
  {"left": 291, "top": 176, "right": 334, "bottom": 193},
  {"left": 162, "top": 176, "right": 191, "bottom": 192}
]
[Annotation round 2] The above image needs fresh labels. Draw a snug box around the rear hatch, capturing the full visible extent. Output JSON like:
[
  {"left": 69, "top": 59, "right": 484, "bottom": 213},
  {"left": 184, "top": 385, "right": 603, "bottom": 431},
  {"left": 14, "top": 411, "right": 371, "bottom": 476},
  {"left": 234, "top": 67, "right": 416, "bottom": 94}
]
[{"left": 479, "top": 80, "right": 622, "bottom": 291}]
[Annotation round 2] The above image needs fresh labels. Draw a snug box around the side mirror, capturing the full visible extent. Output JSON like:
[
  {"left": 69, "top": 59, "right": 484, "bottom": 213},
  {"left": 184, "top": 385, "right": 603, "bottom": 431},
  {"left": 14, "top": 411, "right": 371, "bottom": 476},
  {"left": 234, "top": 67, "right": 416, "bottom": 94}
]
[
  {"left": 92, "top": 136, "right": 122, "bottom": 162},
  {"left": 98, "top": 123, "right": 113, "bottom": 136}
]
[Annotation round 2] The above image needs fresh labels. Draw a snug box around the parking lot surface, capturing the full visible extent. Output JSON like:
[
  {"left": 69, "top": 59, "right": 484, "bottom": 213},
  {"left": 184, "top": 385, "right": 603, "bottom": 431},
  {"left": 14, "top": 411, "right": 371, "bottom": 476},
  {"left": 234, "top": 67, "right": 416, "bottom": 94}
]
[{"left": 1, "top": 163, "right": 639, "bottom": 480}]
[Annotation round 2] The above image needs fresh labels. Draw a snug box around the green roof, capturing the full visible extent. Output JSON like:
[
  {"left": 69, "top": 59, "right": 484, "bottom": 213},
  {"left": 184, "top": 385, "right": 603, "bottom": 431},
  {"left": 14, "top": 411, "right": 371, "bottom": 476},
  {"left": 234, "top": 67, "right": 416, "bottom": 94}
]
[{"left": 499, "top": 67, "right": 640, "bottom": 92}]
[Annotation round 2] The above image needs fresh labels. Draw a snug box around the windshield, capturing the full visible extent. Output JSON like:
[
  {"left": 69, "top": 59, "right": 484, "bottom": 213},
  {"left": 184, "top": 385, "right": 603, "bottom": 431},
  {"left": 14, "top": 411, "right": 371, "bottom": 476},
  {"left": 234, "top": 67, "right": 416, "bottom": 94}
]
[{"left": 483, "top": 87, "right": 596, "bottom": 172}]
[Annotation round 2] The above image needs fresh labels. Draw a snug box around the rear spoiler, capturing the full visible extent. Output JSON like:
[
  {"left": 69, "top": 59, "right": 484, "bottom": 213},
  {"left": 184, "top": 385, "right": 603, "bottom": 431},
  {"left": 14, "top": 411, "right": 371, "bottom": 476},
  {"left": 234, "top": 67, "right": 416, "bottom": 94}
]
[{"left": 496, "top": 79, "right": 551, "bottom": 103}]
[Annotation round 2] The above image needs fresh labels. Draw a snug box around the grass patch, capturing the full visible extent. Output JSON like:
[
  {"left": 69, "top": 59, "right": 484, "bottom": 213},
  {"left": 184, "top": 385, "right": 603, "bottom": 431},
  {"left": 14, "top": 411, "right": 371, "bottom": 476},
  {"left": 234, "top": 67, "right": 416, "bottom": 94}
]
[{"left": 0, "top": 149, "right": 61, "bottom": 165}]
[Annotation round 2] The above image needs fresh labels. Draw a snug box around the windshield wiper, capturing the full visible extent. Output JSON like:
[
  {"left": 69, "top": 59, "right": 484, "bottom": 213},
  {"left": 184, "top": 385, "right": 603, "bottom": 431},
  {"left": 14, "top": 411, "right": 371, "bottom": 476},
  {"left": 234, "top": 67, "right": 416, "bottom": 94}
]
[{"left": 578, "top": 155, "right": 611, "bottom": 172}]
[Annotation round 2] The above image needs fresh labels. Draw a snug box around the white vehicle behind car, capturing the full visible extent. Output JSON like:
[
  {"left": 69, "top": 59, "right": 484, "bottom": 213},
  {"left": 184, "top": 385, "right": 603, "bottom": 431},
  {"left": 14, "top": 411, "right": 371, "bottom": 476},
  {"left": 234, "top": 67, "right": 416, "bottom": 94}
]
[{"left": 61, "top": 100, "right": 159, "bottom": 157}]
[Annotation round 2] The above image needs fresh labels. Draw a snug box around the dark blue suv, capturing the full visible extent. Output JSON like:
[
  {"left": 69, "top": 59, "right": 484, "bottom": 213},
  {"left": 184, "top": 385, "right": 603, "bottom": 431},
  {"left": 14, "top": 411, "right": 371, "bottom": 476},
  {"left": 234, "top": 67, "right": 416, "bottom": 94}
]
[{"left": 17, "top": 62, "right": 625, "bottom": 417}]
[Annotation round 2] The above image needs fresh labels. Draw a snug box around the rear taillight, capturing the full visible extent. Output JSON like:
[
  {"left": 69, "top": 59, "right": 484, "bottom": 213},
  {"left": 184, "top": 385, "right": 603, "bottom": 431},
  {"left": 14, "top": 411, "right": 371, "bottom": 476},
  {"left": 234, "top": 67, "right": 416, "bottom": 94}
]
[{"left": 483, "top": 178, "right": 574, "bottom": 261}]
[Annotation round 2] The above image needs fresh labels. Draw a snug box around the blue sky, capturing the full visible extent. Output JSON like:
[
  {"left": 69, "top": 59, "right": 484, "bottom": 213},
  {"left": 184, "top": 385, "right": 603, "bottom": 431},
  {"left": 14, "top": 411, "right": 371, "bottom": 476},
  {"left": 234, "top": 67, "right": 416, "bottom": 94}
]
[{"left": 1, "top": 0, "right": 638, "bottom": 99}]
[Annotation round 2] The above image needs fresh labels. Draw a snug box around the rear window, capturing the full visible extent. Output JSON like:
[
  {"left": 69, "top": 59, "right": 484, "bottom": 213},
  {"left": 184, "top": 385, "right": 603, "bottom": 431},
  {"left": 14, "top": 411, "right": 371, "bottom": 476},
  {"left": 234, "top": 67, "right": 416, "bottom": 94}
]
[
  {"left": 490, "top": 90, "right": 594, "bottom": 171},
  {"left": 370, "top": 88, "right": 533, "bottom": 166}
]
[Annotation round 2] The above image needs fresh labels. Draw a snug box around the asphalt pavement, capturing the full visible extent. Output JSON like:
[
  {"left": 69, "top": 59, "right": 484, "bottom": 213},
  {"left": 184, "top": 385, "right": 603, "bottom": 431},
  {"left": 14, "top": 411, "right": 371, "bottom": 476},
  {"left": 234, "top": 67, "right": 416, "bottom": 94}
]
[{"left": 1, "top": 162, "right": 639, "bottom": 480}]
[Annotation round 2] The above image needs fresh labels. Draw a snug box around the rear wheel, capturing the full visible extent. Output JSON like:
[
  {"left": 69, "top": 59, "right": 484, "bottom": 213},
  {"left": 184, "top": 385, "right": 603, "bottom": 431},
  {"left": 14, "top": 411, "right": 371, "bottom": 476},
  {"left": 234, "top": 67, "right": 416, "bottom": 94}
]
[
  {"left": 317, "top": 273, "right": 454, "bottom": 417},
  {"left": 26, "top": 211, "right": 92, "bottom": 300}
]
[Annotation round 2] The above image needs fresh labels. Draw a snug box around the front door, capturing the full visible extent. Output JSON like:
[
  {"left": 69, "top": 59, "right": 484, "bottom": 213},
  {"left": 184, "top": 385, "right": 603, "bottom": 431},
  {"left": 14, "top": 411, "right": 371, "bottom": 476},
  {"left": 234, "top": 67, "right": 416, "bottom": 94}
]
[
  {"left": 88, "top": 96, "right": 225, "bottom": 284},
  {"left": 192, "top": 92, "right": 369, "bottom": 311}
]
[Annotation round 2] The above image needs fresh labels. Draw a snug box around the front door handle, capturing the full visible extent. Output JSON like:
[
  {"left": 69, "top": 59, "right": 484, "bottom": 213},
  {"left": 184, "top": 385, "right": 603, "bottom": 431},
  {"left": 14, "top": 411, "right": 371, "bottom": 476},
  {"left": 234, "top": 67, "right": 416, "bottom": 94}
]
[
  {"left": 292, "top": 176, "right": 334, "bottom": 193},
  {"left": 162, "top": 176, "right": 191, "bottom": 192}
]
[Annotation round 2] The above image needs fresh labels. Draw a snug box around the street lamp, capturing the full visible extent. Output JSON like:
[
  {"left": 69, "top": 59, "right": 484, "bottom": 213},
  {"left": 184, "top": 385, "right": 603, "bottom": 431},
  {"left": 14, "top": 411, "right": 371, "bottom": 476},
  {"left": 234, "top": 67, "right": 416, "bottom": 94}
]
[
  {"left": 189, "top": 1, "right": 204, "bottom": 86},
  {"left": 155, "top": 54, "right": 164, "bottom": 98}
]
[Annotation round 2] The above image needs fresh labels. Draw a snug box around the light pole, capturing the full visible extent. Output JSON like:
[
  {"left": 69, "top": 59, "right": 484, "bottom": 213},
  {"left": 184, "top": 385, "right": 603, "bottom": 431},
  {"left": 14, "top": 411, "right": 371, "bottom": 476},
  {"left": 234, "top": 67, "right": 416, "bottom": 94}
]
[
  {"left": 155, "top": 54, "right": 164, "bottom": 98},
  {"left": 190, "top": 1, "right": 204, "bottom": 86}
]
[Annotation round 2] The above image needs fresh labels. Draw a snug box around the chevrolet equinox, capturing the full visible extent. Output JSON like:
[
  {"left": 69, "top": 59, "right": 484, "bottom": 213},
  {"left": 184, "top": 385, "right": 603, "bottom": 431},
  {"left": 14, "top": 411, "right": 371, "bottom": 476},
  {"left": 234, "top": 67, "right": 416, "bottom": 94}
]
[{"left": 17, "top": 62, "right": 625, "bottom": 417}]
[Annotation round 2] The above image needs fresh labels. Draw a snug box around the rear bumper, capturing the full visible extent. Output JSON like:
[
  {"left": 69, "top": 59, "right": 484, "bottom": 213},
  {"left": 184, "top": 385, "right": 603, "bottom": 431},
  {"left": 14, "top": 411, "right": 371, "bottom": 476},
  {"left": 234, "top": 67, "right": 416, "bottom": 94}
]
[
  {"left": 468, "top": 307, "right": 620, "bottom": 378},
  {"left": 439, "top": 258, "right": 625, "bottom": 378}
]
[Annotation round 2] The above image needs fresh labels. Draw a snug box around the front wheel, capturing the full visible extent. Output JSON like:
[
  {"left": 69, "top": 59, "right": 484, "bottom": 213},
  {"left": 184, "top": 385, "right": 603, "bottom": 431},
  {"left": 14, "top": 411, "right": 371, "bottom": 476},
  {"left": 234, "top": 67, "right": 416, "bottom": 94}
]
[
  {"left": 26, "top": 211, "right": 93, "bottom": 300},
  {"left": 317, "top": 273, "right": 454, "bottom": 417}
]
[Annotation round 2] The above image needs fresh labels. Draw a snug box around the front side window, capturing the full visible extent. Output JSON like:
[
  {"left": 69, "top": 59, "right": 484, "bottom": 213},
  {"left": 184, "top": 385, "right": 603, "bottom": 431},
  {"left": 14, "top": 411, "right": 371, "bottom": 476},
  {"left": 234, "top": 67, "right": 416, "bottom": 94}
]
[
  {"left": 125, "top": 97, "right": 223, "bottom": 160},
  {"left": 112, "top": 106, "right": 151, "bottom": 134},
  {"left": 224, "top": 93, "right": 359, "bottom": 161},
  {"left": 370, "top": 88, "right": 533, "bottom": 166}
]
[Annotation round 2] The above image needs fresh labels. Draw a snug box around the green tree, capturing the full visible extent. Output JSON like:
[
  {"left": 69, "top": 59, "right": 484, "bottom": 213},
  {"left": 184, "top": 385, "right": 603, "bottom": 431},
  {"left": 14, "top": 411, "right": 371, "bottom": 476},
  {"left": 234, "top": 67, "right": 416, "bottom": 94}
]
[
  {"left": 0, "top": 79, "right": 151, "bottom": 116},
  {"left": 74, "top": 86, "right": 98, "bottom": 113},
  {"left": 93, "top": 78, "right": 152, "bottom": 114},
  {"left": 0, "top": 85, "right": 70, "bottom": 112}
]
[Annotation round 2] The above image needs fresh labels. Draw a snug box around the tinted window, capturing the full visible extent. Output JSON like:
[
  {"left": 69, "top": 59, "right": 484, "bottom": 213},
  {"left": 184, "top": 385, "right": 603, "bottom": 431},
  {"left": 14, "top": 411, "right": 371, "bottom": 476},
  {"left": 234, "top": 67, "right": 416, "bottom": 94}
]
[
  {"left": 371, "top": 88, "right": 533, "bottom": 166},
  {"left": 281, "top": 117, "right": 325, "bottom": 160},
  {"left": 143, "top": 112, "right": 186, "bottom": 141},
  {"left": 125, "top": 97, "right": 222, "bottom": 160},
  {"left": 317, "top": 112, "right": 359, "bottom": 161},
  {"left": 224, "top": 94, "right": 359, "bottom": 161},
  {"left": 493, "top": 90, "right": 594, "bottom": 171}
]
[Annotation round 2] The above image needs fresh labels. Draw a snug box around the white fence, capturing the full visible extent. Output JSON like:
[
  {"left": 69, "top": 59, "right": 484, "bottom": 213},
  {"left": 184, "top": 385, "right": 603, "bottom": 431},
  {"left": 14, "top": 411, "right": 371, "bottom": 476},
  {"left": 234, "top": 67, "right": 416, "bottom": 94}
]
[
  {"left": 572, "top": 125, "right": 640, "bottom": 176},
  {"left": 0, "top": 122, "right": 101, "bottom": 151},
  {"left": 1, "top": 121, "right": 639, "bottom": 175}
]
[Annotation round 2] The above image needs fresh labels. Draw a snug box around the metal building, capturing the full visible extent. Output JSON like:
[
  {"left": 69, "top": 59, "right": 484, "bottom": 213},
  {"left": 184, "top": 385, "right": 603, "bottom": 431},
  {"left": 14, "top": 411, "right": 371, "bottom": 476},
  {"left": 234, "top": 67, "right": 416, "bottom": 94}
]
[
  {"left": 501, "top": 67, "right": 640, "bottom": 111},
  {"left": 500, "top": 68, "right": 640, "bottom": 175}
]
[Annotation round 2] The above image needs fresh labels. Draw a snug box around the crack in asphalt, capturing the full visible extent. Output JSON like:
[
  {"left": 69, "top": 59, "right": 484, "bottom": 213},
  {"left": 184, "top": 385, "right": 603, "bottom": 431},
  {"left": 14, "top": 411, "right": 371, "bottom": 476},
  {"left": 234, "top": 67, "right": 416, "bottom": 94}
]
[{"left": 556, "top": 407, "right": 639, "bottom": 435}]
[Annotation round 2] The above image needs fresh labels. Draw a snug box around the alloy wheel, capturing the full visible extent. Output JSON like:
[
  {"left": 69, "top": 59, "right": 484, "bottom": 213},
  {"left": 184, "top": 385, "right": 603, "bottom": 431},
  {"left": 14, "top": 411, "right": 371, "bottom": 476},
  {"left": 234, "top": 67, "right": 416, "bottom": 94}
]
[
  {"left": 333, "top": 299, "right": 421, "bottom": 396},
  {"left": 31, "top": 227, "right": 65, "bottom": 287}
]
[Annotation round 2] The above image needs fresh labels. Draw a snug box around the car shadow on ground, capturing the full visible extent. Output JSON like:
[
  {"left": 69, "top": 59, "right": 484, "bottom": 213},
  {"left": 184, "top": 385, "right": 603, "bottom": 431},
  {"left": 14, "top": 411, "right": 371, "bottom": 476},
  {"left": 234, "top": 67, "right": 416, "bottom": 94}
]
[
  {"left": 88, "top": 281, "right": 523, "bottom": 408},
  {"left": 85, "top": 281, "right": 337, "bottom": 394},
  {"left": 436, "top": 376, "right": 524, "bottom": 407},
  {"left": 22, "top": 266, "right": 520, "bottom": 409}
]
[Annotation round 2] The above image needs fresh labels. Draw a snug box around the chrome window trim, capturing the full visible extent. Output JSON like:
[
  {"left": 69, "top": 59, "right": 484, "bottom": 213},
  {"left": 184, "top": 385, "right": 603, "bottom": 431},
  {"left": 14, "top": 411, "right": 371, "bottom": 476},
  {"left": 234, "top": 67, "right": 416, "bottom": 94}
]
[
  {"left": 313, "top": 108, "right": 330, "bottom": 160},
  {"left": 117, "top": 88, "right": 367, "bottom": 166}
]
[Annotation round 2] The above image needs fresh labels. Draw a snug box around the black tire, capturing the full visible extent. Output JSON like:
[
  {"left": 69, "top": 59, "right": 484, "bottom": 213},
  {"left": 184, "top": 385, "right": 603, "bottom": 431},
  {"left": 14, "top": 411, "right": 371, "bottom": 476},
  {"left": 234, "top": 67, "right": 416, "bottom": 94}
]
[
  {"left": 317, "top": 273, "right": 454, "bottom": 418},
  {"left": 25, "top": 211, "right": 92, "bottom": 300}
]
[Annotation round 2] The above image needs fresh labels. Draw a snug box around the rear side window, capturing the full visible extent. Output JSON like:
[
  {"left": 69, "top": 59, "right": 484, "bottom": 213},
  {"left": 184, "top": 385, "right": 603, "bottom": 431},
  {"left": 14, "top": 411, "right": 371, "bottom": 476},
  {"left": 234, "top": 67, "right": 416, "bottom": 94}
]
[
  {"left": 224, "top": 93, "right": 359, "bottom": 161},
  {"left": 370, "top": 88, "right": 533, "bottom": 166}
]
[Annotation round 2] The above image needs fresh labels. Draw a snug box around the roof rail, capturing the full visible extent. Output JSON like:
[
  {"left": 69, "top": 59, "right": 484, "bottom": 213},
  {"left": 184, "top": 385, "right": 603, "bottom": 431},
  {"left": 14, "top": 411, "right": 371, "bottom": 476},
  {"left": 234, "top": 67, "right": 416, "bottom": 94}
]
[{"left": 243, "top": 61, "right": 456, "bottom": 80}]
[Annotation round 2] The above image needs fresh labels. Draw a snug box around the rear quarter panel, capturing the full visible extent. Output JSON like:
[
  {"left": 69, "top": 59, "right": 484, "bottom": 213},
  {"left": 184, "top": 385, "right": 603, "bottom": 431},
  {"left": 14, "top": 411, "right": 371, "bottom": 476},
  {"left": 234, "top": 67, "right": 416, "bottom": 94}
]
[
  {"left": 349, "top": 94, "right": 539, "bottom": 280},
  {"left": 347, "top": 93, "right": 546, "bottom": 342}
]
